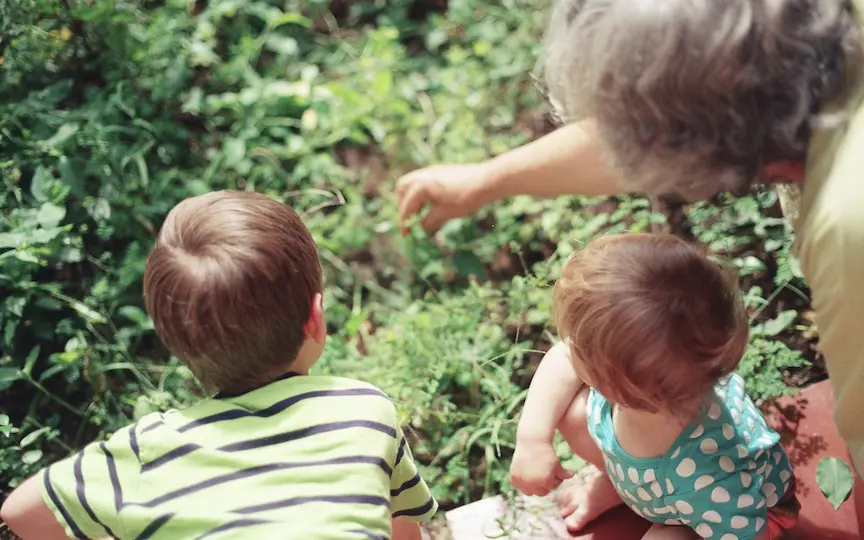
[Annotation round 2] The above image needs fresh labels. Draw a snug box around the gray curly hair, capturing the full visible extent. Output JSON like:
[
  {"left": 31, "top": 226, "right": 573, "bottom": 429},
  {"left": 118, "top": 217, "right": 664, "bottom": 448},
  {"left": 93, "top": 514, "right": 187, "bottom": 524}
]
[{"left": 542, "top": 0, "right": 861, "bottom": 200}]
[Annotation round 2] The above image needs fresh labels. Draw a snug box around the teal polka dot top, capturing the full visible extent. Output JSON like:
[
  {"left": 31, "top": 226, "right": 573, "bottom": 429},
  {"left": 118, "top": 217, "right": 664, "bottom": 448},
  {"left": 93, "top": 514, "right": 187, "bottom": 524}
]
[{"left": 586, "top": 373, "right": 793, "bottom": 540}]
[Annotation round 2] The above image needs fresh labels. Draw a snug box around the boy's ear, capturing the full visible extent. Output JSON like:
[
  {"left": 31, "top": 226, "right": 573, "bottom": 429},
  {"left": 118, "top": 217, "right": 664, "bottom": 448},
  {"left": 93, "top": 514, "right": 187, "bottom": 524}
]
[{"left": 303, "top": 293, "right": 326, "bottom": 344}]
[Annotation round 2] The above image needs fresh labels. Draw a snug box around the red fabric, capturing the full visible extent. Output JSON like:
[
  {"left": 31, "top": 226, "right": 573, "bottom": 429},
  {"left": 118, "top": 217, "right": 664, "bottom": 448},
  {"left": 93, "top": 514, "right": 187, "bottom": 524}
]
[{"left": 767, "top": 478, "right": 801, "bottom": 539}]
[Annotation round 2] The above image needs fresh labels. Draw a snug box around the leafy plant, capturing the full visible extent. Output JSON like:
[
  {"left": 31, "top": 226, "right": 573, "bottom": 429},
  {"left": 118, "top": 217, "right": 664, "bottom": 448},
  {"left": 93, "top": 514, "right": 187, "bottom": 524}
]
[{"left": 737, "top": 338, "right": 807, "bottom": 402}]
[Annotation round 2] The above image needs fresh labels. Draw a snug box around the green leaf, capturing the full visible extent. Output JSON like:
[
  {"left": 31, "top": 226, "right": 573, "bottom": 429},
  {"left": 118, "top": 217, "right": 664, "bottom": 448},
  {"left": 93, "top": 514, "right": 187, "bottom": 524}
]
[
  {"left": 71, "top": 3, "right": 112, "bottom": 21},
  {"left": 23, "top": 346, "right": 40, "bottom": 377},
  {"left": 189, "top": 41, "right": 220, "bottom": 67},
  {"left": 20, "top": 427, "right": 50, "bottom": 448},
  {"left": 0, "top": 367, "right": 21, "bottom": 391},
  {"left": 89, "top": 198, "right": 111, "bottom": 221},
  {"left": 59, "top": 246, "right": 83, "bottom": 263},
  {"left": 223, "top": 138, "right": 246, "bottom": 166},
  {"left": 372, "top": 71, "right": 393, "bottom": 96},
  {"left": 43, "top": 123, "right": 79, "bottom": 148},
  {"left": 453, "top": 249, "right": 486, "bottom": 279},
  {"left": 117, "top": 306, "right": 149, "bottom": 325},
  {"left": 14, "top": 250, "right": 39, "bottom": 264},
  {"left": 30, "top": 166, "right": 52, "bottom": 202},
  {"left": 270, "top": 12, "right": 312, "bottom": 28},
  {"left": 70, "top": 300, "right": 107, "bottom": 324},
  {"left": 37, "top": 202, "right": 66, "bottom": 228},
  {"left": 817, "top": 457, "right": 853, "bottom": 510},
  {"left": 0, "top": 232, "right": 26, "bottom": 249},
  {"left": 21, "top": 449, "right": 44, "bottom": 465},
  {"left": 4, "top": 226, "right": 64, "bottom": 247},
  {"left": 39, "top": 364, "right": 70, "bottom": 383},
  {"left": 0, "top": 414, "right": 9, "bottom": 426},
  {"left": 264, "top": 35, "right": 298, "bottom": 56},
  {"left": 753, "top": 310, "right": 797, "bottom": 337}
]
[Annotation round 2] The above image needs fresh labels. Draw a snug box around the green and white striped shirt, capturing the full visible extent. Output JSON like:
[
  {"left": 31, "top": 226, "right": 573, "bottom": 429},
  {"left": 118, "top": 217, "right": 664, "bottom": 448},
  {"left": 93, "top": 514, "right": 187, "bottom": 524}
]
[{"left": 40, "top": 374, "right": 437, "bottom": 539}]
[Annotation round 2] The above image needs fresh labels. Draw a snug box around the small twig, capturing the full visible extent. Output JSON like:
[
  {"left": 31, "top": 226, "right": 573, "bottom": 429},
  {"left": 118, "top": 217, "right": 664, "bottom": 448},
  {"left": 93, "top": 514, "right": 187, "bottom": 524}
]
[{"left": 24, "top": 374, "right": 85, "bottom": 417}]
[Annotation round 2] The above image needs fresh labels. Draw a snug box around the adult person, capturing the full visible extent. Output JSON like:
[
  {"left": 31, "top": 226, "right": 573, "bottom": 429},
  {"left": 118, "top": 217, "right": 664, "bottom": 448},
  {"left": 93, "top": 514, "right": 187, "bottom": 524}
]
[{"left": 397, "top": 0, "right": 864, "bottom": 535}]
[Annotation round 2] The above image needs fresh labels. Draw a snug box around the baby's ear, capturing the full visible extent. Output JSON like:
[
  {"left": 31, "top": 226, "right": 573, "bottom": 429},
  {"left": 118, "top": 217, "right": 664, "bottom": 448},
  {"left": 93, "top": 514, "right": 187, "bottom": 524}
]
[{"left": 303, "top": 293, "right": 326, "bottom": 344}]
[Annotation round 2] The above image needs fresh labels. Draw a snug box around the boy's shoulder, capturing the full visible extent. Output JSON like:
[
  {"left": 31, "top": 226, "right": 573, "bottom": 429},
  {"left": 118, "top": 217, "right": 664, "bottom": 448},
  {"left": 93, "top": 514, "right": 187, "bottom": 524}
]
[
  {"left": 233, "top": 374, "right": 398, "bottom": 423},
  {"left": 284, "top": 374, "right": 393, "bottom": 403},
  {"left": 303, "top": 374, "right": 390, "bottom": 394}
]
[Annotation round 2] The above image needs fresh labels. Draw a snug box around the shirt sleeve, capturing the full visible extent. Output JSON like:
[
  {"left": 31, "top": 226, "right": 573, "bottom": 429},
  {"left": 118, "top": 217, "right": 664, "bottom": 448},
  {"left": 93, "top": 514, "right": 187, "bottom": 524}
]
[
  {"left": 798, "top": 82, "right": 864, "bottom": 475},
  {"left": 799, "top": 205, "right": 864, "bottom": 474},
  {"left": 40, "top": 422, "right": 141, "bottom": 539},
  {"left": 389, "top": 426, "right": 437, "bottom": 522}
]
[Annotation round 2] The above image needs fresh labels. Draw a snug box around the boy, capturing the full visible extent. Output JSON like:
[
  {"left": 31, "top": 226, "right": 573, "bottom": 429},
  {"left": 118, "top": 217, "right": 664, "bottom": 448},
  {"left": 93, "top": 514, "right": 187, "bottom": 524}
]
[{"left": 1, "top": 190, "right": 436, "bottom": 539}]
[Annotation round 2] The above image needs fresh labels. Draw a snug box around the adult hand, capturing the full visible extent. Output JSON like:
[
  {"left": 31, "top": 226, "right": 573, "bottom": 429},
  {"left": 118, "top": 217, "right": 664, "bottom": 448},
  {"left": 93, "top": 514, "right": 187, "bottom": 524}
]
[
  {"left": 510, "top": 439, "right": 574, "bottom": 497},
  {"left": 395, "top": 164, "right": 491, "bottom": 234}
]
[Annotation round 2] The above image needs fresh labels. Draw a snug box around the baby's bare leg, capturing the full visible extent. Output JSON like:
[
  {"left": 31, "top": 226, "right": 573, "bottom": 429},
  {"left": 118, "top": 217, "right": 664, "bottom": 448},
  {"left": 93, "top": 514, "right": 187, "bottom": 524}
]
[
  {"left": 557, "top": 386, "right": 606, "bottom": 469},
  {"left": 641, "top": 524, "right": 699, "bottom": 540},
  {"left": 555, "top": 386, "right": 624, "bottom": 532}
]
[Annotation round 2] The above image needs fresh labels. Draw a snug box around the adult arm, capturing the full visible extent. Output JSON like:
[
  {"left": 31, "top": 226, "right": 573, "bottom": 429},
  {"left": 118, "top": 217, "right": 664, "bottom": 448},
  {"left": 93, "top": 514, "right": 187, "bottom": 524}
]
[{"left": 396, "top": 120, "right": 626, "bottom": 232}]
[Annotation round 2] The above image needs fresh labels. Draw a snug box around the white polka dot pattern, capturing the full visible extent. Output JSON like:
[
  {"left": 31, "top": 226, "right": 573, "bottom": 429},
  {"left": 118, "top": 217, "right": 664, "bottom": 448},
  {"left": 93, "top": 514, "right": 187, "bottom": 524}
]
[
  {"left": 644, "top": 469, "right": 655, "bottom": 483},
  {"left": 695, "top": 523, "right": 713, "bottom": 538},
  {"left": 702, "top": 510, "right": 721, "bottom": 523},
  {"left": 675, "top": 500, "right": 694, "bottom": 515},
  {"left": 581, "top": 375, "right": 794, "bottom": 537},
  {"left": 708, "top": 403, "right": 722, "bottom": 420},
  {"left": 711, "top": 486, "right": 731, "bottom": 503},
  {"left": 737, "top": 494, "right": 754, "bottom": 508},
  {"left": 731, "top": 516, "right": 748, "bottom": 529},
  {"left": 700, "top": 438, "right": 719, "bottom": 454},
  {"left": 694, "top": 475, "right": 714, "bottom": 491},
  {"left": 676, "top": 458, "right": 697, "bottom": 478}
]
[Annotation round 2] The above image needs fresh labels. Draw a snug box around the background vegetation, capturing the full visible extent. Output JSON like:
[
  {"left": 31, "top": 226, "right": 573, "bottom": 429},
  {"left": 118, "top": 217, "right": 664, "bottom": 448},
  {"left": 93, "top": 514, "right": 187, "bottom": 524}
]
[{"left": 1, "top": 0, "right": 818, "bottom": 526}]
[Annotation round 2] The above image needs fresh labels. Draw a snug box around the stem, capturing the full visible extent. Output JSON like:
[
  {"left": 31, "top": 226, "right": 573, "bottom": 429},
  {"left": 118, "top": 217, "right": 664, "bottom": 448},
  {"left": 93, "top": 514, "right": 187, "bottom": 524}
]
[
  {"left": 25, "top": 416, "right": 74, "bottom": 453},
  {"left": 24, "top": 374, "right": 85, "bottom": 417}
]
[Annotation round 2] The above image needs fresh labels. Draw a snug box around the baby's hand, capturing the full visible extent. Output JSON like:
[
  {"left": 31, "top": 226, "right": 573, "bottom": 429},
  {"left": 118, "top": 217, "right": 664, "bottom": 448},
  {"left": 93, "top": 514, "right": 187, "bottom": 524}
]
[{"left": 510, "top": 439, "right": 574, "bottom": 497}]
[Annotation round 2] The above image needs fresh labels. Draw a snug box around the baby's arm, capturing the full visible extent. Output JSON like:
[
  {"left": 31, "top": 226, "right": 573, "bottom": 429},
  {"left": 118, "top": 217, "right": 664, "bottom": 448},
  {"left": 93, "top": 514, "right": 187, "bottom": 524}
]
[
  {"left": 510, "top": 342, "right": 583, "bottom": 496},
  {"left": 1, "top": 473, "right": 69, "bottom": 540}
]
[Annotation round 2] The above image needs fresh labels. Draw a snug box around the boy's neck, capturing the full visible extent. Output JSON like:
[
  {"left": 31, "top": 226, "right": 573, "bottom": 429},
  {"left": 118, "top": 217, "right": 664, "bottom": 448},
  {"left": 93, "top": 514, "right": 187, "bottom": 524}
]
[{"left": 291, "top": 338, "right": 324, "bottom": 374}]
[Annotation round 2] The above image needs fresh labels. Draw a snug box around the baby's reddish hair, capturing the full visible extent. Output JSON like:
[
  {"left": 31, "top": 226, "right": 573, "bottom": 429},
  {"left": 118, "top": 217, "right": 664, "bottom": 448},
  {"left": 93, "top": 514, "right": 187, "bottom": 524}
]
[{"left": 553, "top": 233, "right": 748, "bottom": 413}]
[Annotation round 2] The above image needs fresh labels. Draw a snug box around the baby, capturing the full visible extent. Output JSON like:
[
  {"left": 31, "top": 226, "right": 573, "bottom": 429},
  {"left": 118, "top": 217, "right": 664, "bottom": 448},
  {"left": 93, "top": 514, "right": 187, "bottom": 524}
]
[{"left": 511, "top": 233, "right": 799, "bottom": 540}]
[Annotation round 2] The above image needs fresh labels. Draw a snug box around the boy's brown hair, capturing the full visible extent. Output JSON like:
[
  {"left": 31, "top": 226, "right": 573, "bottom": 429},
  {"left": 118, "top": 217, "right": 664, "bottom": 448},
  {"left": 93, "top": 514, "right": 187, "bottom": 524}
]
[
  {"left": 143, "top": 190, "right": 322, "bottom": 394},
  {"left": 553, "top": 233, "right": 748, "bottom": 413}
]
